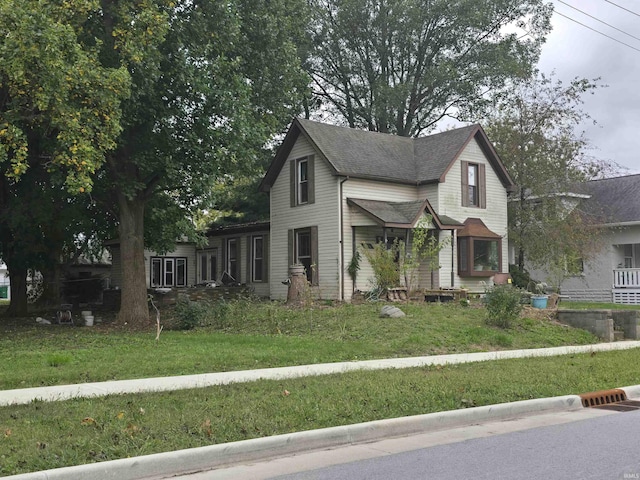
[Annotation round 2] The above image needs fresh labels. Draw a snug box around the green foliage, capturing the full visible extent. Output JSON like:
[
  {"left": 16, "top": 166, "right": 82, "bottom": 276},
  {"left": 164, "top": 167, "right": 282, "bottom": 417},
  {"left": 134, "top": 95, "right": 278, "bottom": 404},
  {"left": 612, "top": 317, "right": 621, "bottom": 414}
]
[
  {"left": 362, "top": 241, "right": 400, "bottom": 290},
  {"left": 172, "top": 296, "right": 209, "bottom": 331},
  {"left": 45, "top": 353, "right": 72, "bottom": 368},
  {"left": 307, "top": 0, "right": 552, "bottom": 136},
  {"left": 0, "top": 0, "right": 130, "bottom": 192},
  {"left": 509, "top": 264, "right": 531, "bottom": 289},
  {"left": 484, "top": 285, "right": 523, "bottom": 329},
  {"left": 347, "top": 249, "right": 361, "bottom": 285},
  {"left": 487, "top": 72, "right": 612, "bottom": 287}
]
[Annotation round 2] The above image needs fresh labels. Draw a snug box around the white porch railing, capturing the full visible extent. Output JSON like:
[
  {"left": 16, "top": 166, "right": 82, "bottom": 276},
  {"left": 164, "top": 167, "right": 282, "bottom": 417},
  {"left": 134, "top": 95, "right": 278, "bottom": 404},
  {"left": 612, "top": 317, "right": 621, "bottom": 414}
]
[{"left": 613, "top": 268, "right": 640, "bottom": 288}]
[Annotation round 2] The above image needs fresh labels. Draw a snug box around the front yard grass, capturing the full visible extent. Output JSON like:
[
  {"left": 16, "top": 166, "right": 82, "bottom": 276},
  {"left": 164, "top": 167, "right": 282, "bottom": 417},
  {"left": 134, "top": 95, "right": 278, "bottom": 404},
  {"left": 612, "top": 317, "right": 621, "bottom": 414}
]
[
  {"left": 2, "top": 348, "right": 640, "bottom": 476},
  {"left": 0, "top": 301, "right": 598, "bottom": 390}
]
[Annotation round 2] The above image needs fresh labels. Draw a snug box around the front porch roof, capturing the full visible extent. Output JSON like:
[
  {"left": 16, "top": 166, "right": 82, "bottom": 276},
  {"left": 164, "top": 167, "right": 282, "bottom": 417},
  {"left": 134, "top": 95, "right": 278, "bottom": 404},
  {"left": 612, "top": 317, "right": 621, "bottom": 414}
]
[{"left": 347, "top": 197, "right": 463, "bottom": 229}]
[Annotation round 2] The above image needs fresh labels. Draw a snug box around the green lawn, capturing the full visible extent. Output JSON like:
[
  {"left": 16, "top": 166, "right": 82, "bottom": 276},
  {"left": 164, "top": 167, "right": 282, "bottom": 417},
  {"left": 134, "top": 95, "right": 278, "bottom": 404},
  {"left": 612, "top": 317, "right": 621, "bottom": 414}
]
[
  {"left": 2, "top": 348, "right": 640, "bottom": 476},
  {"left": 1, "top": 299, "right": 638, "bottom": 476},
  {"left": 0, "top": 301, "right": 598, "bottom": 389}
]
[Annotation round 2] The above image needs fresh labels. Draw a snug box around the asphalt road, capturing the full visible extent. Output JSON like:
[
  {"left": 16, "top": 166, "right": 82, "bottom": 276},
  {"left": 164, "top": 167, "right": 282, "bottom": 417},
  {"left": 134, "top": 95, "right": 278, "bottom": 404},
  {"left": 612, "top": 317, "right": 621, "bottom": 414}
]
[{"left": 181, "top": 408, "right": 640, "bottom": 480}]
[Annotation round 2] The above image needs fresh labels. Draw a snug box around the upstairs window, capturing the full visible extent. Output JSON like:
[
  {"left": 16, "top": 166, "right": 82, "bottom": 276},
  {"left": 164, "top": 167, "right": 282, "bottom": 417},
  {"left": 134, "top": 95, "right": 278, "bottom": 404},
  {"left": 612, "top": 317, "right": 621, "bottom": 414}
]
[
  {"left": 298, "top": 159, "right": 308, "bottom": 204},
  {"left": 461, "top": 161, "right": 486, "bottom": 208},
  {"left": 290, "top": 155, "right": 315, "bottom": 206}
]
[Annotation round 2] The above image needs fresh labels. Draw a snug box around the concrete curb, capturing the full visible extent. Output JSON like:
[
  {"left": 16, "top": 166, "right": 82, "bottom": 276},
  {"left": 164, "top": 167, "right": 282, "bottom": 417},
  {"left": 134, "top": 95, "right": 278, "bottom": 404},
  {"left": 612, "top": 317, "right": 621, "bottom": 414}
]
[
  {"left": 3, "top": 341, "right": 640, "bottom": 406},
  {"left": 6, "top": 392, "right": 588, "bottom": 480}
]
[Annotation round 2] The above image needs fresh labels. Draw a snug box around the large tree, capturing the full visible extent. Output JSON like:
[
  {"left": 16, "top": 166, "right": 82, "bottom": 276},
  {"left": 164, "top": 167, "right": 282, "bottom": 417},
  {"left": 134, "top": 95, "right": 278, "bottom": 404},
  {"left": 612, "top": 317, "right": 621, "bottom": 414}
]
[
  {"left": 307, "top": 0, "right": 552, "bottom": 136},
  {"left": 95, "top": 0, "right": 308, "bottom": 325},
  {"left": 485, "top": 72, "right": 616, "bottom": 284},
  {"left": 0, "top": 0, "right": 129, "bottom": 315}
]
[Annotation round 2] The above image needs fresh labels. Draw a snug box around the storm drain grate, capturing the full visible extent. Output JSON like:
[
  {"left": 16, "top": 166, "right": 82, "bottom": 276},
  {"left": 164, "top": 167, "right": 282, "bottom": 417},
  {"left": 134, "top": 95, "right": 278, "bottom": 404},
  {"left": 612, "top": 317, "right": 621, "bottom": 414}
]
[
  {"left": 579, "top": 389, "right": 627, "bottom": 408},
  {"left": 592, "top": 401, "right": 640, "bottom": 412}
]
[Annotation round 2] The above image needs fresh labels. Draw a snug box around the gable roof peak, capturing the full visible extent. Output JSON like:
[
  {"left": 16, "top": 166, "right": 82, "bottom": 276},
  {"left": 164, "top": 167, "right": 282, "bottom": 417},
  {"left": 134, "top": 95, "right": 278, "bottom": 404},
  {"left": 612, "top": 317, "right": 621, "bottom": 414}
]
[{"left": 260, "top": 118, "right": 513, "bottom": 191}]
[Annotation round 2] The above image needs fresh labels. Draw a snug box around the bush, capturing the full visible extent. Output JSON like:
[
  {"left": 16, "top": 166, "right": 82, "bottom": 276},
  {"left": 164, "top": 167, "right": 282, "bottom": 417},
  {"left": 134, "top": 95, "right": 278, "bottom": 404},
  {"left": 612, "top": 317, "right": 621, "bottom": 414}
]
[
  {"left": 485, "top": 284, "right": 523, "bottom": 329},
  {"left": 508, "top": 264, "right": 531, "bottom": 289},
  {"left": 173, "top": 296, "right": 210, "bottom": 330}
]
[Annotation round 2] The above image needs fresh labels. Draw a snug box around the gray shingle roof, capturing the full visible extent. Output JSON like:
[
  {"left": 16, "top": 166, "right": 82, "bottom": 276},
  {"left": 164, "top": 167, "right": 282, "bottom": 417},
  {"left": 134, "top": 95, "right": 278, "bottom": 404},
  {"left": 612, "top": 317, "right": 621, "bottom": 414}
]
[
  {"left": 260, "top": 118, "right": 514, "bottom": 191},
  {"left": 579, "top": 174, "right": 640, "bottom": 224}
]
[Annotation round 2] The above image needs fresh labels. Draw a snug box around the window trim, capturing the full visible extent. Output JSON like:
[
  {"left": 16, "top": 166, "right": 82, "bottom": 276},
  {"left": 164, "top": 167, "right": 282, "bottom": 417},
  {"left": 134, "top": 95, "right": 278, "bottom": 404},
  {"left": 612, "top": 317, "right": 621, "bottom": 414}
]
[
  {"left": 252, "top": 236, "right": 264, "bottom": 283},
  {"left": 461, "top": 161, "right": 486, "bottom": 209},
  {"left": 290, "top": 155, "right": 315, "bottom": 207},
  {"left": 226, "top": 238, "right": 239, "bottom": 283},
  {"left": 288, "top": 226, "right": 319, "bottom": 285},
  {"left": 198, "top": 249, "right": 217, "bottom": 284},
  {"left": 150, "top": 256, "right": 188, "bottom": 287},
  {"left": 458, "top": 236, "right": 502, "bottom": 277}
]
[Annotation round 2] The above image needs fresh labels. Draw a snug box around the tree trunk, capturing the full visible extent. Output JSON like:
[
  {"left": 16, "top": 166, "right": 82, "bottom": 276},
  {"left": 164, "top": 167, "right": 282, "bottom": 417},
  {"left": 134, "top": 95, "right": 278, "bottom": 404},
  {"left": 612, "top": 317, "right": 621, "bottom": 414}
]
[
  {"left": 116, "top": 192, "right": 150, "bottom": 326},
  {"left": 3, "top": 260, "right": 28, "bottom": 317}
]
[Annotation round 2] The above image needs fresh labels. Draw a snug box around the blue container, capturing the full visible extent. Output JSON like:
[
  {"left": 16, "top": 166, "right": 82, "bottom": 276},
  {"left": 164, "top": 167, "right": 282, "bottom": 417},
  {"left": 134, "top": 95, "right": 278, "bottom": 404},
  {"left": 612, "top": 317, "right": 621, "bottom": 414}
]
[{"left": 531, "top": 295, "right": 548, "bottom": 309}]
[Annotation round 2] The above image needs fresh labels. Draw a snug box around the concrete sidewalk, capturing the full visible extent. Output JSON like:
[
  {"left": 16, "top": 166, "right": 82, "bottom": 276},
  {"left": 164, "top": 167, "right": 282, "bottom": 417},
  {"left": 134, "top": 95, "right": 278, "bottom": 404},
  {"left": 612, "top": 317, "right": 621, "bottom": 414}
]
[
  {"left": 2, "top": 340, "right": 640, "bottom": 407},
  {"left": 4, "top": 343, "right": 640, "bottom": 480}
]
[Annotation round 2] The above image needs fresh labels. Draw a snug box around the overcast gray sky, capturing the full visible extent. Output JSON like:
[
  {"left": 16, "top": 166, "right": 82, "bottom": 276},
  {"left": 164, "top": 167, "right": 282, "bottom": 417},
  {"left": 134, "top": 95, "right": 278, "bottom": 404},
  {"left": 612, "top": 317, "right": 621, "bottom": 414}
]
[{"left": 538, "top": 0, "right": 640, "bottom": 174}]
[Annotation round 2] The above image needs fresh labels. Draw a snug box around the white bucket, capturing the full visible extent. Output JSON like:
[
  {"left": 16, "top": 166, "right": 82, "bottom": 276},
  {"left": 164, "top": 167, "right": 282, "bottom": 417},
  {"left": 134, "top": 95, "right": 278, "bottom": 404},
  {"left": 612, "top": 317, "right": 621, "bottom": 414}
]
[
  {"left": 81, "top": 310, "right": 92, "bottom": 318},
  {"left": 84, "top": 315, "right": 94, "bottom": 327}
]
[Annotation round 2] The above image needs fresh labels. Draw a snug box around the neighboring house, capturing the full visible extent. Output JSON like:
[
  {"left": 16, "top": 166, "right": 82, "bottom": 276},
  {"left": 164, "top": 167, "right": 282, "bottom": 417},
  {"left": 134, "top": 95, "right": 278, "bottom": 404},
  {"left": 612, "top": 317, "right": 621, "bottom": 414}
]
[
  {"left": 259, "top": 118, "right": 515, "bottom": 301},
  {"left": 108, "top": 240, "right": 196, "bottom": 289},
  {"left": 523, "top": 174, "right": 640, "bottom": 304}
]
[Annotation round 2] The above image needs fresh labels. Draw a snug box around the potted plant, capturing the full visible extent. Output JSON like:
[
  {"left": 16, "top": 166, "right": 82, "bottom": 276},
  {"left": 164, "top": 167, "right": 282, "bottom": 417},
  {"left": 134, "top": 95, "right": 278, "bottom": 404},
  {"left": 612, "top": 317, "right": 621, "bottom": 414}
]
[{"left": 529, "top": 281, "right": 549, "bottom": 309}]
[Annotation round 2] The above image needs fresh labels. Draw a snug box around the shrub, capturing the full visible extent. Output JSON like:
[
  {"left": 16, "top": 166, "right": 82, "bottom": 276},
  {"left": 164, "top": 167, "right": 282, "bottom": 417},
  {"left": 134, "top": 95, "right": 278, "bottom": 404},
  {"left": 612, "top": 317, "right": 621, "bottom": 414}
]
[
  {"left": 508, "top": 264, "right": 531, "bottom": 289},
  {"left": 173, "top": 296, "right": 209, "bottom": 330},
  {"left": 485, "top": 284, "right": 522, "bottom": 329}
]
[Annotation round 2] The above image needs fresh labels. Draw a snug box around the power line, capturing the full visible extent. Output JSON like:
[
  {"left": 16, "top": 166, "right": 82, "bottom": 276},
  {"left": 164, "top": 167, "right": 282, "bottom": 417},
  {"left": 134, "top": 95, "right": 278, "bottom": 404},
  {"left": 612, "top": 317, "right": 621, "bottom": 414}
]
[
  {"left": 604, "top": 0, "right": 640, "bottom": 18},
  {"left": 554, "top": 10, "right": 640, "bottom": 53},
  {"left": 557, "top": 0, "right": 640, "bottom": 43}
]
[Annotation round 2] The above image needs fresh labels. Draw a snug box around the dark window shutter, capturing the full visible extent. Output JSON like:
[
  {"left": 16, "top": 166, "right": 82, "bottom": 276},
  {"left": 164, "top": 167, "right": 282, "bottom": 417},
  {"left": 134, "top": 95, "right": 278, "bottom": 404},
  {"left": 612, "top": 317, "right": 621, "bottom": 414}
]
[
  {"left": 307, "top": 155, "right": 315, "bottom": 204},
  {"left": 288, "top": 229, "right": 294, "bottom": 267},
  {"left": 310, "top": 226, "right": 319, "bottom": 285},
  {"left": 461, "top": 161, "right": 469, "bottom": 207},
  {"left": 479, "top": 163, "right": 486, "bottom": 209},
  {"left": 290, "top": 160, "right": 296, "bottom": 207},
  {"left": 263, "top": 234, "right": 269, "bottom": 282},
  {"left": 246, "top": 236, "right": 252, "bottom": 283}
]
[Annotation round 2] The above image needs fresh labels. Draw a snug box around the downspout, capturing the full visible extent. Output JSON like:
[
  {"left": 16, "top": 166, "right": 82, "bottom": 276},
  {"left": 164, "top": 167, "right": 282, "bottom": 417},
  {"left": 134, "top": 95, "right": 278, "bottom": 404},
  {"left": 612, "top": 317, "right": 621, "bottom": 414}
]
[
  {"left": 451, "top": 229, "right": 456, "bottom": 288},
  {"left": 339, "top": 176, "right": 349, "bottom": 301}
]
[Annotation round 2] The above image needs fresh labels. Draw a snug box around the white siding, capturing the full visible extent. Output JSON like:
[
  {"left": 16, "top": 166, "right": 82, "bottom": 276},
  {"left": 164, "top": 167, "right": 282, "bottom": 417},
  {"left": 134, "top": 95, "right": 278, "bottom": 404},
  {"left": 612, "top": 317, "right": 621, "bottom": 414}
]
[
  {"left": 270, "top": 135, "right": 340, "bottom": 300},
  {"left": 529, "top": 225, "right": 640, "bottom": 302},
  {"left": 437, "top": 139, "right": 509, "bottom": 291},
  {"left": 144, "top": 243, "right": 197, "bottom": 288},
  {"left": 417, "top": 183, "right": 439, "bottom": 211}
]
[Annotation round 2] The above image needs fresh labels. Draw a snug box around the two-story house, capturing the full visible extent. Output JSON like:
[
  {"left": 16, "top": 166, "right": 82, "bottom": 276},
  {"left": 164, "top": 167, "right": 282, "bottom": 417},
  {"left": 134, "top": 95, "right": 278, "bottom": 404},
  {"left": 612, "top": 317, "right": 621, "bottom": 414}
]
[{"left": 259, "top": 118, "right": 515, "bottom": 301}]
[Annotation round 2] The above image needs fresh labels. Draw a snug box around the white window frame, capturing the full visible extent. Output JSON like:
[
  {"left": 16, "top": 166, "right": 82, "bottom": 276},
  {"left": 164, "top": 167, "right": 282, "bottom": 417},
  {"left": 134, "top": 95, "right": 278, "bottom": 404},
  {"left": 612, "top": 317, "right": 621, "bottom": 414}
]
[
  {"left": 198, "top": 249, "right": 217, "bottom": 283},
  {"left": 297, "top": 158, "right": 309, "bottom": 205},
  {"left": 468, "top": 163, "right": 479, "bottom": 207},
  {"left": 150, "top": 256, "right": 187, "bottom": 287},
  {"left": 252, "top": 236, "right": 264, "bottom": 283},
  {"left": 226, "top": 238, "right": 238, "bottom": 282}
]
